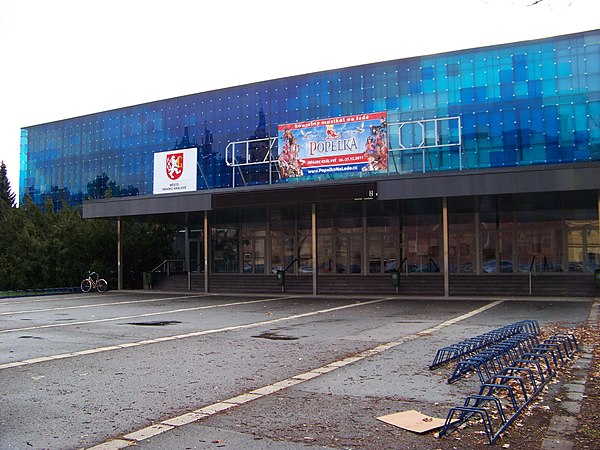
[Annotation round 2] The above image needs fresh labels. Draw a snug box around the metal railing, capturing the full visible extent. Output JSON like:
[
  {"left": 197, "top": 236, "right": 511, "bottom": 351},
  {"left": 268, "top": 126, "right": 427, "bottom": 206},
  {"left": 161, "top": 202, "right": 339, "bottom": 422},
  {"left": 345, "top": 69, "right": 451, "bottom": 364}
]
[
  {"left": 225, "top": 136, "right": 279, "bottom": 187},
  {"left": 223, "top": 116, "right": 464, "bottom": 188},
  {"left": 150, "top": 259, "right": 186, "bottom": 276}
]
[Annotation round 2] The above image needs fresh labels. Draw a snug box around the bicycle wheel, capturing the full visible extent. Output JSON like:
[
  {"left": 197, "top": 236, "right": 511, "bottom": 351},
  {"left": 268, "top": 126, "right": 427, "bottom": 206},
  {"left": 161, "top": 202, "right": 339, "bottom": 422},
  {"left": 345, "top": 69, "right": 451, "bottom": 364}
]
[
  {"left": 96, "top": 279, "right": 108, "bottom": 293},
  {"left": 81, "top": 279, "right": 92, "bottom": 293}
]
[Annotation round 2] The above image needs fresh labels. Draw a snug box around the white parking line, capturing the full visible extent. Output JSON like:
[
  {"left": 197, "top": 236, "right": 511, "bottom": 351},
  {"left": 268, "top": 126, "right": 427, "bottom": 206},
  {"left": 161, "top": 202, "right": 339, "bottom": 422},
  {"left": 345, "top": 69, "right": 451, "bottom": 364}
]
[
  {"left": 0, "top": 295, "right": 291, "bottom": 334},
  {"left": 0, "top": 292, "right": 130, "bottom": 306},
  {"left": 87, "top": 299, "right": 505, "bottom": 449},
  {"left": 0, "top": 297, "right": 392, "bottom": 370},
  {"left": 0, "top": 294, "right": 211, "bottom": 316}
]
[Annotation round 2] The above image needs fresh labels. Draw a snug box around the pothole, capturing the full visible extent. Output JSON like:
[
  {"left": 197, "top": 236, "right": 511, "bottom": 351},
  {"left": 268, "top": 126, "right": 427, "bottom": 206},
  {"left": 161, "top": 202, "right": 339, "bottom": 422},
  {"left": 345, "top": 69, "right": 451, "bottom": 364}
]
[
  {"left": 251, "top": 331, "right": 299, "bottom": 340},
  {"left": 125, "top": 321, "right": 182, "bottom": 326}
]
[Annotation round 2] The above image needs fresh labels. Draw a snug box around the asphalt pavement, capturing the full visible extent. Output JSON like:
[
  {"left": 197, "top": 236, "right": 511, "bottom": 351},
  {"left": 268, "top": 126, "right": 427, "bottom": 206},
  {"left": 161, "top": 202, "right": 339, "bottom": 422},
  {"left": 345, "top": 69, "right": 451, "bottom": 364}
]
[{"left": 0, "top": 291, "right": 595, "bottom": 450}]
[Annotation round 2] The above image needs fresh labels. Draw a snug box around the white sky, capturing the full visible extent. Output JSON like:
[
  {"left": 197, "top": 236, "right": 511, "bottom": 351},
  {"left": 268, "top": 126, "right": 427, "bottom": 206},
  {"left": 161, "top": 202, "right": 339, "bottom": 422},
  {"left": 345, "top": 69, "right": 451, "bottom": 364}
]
[{"left": 0, "top": 0, "right": 597, "bottom": 202}]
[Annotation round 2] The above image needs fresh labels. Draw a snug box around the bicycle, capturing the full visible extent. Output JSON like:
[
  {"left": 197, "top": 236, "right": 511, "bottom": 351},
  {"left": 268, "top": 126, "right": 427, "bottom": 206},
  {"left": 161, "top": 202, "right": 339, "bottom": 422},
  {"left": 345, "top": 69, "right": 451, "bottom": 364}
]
[{"left": 81, "top": 271, "right": 108, "bottom": 293}]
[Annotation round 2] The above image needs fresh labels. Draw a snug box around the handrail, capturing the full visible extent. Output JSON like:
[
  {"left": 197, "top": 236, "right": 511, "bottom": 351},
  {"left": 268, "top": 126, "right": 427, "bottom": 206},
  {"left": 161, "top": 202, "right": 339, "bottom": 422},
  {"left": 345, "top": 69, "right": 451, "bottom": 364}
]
[
  {"left": 428, "top": 258, "right": 439, "bottom": 272},
  {"left": 283, "top": 258, "right": 298, "bottom": 272},
  {"left": 529, "top": 256, "right": 536, "bottom": 273},
  {"left": 150, "top": 259, "right": 185, "bottom": 274},
  {"left": 400, "top": 257, "right": 408, "bottom": 273},
  {"left": 151, "top": 260, "right": 168, "bottom": 273}
]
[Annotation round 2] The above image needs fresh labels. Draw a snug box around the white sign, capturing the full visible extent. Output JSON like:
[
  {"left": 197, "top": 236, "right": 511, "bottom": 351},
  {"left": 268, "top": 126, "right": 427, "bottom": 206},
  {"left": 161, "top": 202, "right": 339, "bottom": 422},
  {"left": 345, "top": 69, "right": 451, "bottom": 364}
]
[{"left": 153, "top": 148, "right": 198, "bottom": 194}]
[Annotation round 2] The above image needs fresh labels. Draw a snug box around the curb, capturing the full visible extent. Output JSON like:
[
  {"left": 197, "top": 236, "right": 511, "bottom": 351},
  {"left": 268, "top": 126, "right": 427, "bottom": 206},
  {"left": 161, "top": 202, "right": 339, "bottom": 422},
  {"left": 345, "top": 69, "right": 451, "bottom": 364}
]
[{"left": 541, "top": 300, "right": 598, "bottom": 450}]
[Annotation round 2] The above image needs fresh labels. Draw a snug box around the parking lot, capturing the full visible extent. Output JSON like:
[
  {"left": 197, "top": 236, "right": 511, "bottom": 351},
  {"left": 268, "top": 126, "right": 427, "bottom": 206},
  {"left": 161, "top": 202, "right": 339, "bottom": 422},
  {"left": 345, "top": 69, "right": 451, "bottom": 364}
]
[{"left": 0, "top": 291, "right": 595, "bottom": 449}]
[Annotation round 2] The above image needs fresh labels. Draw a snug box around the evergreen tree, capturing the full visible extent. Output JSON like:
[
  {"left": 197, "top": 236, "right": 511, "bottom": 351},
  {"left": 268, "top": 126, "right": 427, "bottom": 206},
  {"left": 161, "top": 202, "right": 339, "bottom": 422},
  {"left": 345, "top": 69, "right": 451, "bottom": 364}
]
[
  {"left": 0, "top": 197, "right": 176, "bottom": 291},
  {"left": 0, "top": 161, "right": 16, "bottom": 207}
]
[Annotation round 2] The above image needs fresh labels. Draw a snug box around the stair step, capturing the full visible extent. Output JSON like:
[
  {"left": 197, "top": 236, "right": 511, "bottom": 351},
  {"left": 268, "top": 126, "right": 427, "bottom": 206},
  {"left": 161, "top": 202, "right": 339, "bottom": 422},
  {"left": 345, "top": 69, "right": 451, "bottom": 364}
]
[{"left": 150, "top": 273, "right": 595, "bottom": 297}]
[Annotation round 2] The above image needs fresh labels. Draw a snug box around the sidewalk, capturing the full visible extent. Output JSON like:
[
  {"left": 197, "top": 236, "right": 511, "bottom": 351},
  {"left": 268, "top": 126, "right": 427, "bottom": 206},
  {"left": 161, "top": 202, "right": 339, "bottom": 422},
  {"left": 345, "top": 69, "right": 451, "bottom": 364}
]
[{"left": 541, "top": 301, "right": 599, "bottom": 450}]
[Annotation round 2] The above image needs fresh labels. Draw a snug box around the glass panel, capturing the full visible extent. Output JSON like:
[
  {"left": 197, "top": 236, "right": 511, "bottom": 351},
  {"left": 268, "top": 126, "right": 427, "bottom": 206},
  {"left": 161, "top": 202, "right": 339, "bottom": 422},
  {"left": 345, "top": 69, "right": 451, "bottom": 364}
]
[
  {"left": 211, "top": 228, "right": 239, "bottom": 273},
  {"left": 189, "top": 240, "right": 199, "bottom": 273},
  {"left": 402, "top": 216, "right": 441, "bottom": 273},
  {"left": 255, "top": 238, "right": 265, "bottom": 273},
  {"left": 270, "top": 231, "right": 284, "bottom": 273},
  {"left": 448, "top": 229, "right": 475, "bottom": 273},
  {"left": 335, "top": 233, "right": 349, "bottom": 274},
  {"left": 21, "top": 31, "right": 599, "bottom": 208},
  {"left": 317, "top": 233, "right": 333, "bottom": 273},
  {"left": 567, "top": 220, "right": 600, "bottom": 272},
  {"left": 350, "top": 234, "right": 362, "bottom": 274},
  {"left": 587, "top": 229, "right": 599, "bottom": 272},
  {"left": 369, "top": 234, "right": 382, "bottom": 273},
  {"left": 241, "top": 209, "right": 267, "bottom": 274},
  {"left": 297, "top": 230, "right": 312, "bottom": 274}
]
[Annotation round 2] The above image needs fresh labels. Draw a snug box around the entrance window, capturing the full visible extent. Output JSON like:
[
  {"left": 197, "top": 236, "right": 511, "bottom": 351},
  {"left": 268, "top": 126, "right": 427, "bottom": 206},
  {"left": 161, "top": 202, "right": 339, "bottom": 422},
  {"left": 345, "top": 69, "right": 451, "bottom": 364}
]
[
  {"left": 317, "top": 203, "right": 363, "bottom": 274},
  {"left": 188, "top": 230, "right": 204, "bottom": 273},
  {"left": 448, "top": 219, "right": 475, "bottom": 273},
  {"left": 401, "top": 199, "right": 441, "bottom": 273},
  {"left": 367, "top": 202, "right": 400, "bottom": 273},
  {"left": 242, "top": 233, "right": 266, "bottom": 274},
  {"left": 211, "top": 211, "right": 240, "bottom": 273},
  {"left": 269, "top": 205, "right": 311, "bottom": 274},
  {"left": 567, "top": 220, "right": 600, "bottom": 272},
  {"left": 211, "top": 227, "right": 239, "bottom": 273},
  {"left": 241, "top": 208, "right": 267, "bottom": 274}
]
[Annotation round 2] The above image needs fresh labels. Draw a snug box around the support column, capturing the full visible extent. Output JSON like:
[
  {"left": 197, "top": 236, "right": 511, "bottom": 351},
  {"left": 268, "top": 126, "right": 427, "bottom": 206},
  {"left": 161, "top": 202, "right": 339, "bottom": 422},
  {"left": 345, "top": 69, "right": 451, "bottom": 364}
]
[
  {"left": 474, "top": 197, "right": 481, "bottom": 275},
  {"left": 442, "top": 197, "right": 449, "bottom": 297},
  {"left": 117, "top": 218, "right": 123, "bottom": 290},
  {"left": 312, "top": 203, "right": 318, "bottom": 296},
  {"left": 204, "top": 210, "right": 209, "bottom": 293},
  {"left": 185, "top": 225, "right": 190, "bottom": 291},
  {"left": 265, "top": 206, "right": 271, "bottom": 279},
  {"left": 362, "top": 202, "right": 368, "bottom": 276}
]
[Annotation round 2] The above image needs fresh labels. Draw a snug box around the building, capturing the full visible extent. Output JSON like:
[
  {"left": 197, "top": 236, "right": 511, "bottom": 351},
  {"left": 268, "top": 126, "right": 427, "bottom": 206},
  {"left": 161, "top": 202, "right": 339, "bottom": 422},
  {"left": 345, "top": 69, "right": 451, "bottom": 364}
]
[{"left": 20, "top": 30, "right": 600, "bottom": 296}]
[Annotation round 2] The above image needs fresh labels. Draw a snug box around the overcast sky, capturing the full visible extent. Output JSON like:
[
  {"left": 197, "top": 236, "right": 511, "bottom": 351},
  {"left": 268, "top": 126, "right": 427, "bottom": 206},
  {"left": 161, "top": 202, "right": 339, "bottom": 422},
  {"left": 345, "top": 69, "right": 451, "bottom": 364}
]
[{"left": 0, "top": 0, "right": 597, "bottom": 202}]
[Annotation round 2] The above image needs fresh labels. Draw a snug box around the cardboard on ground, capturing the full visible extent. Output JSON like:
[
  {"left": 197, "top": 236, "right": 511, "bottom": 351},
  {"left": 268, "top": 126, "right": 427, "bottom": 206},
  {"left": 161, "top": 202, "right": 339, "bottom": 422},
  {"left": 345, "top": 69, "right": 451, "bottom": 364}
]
[{"left": 376, "top": 410, "right": 447, "bottom": 433}]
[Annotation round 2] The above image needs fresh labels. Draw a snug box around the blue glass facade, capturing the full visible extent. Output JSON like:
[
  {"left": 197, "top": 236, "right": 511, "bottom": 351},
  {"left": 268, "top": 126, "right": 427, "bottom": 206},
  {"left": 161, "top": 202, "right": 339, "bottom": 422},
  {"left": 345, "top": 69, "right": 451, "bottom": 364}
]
[{"left": 20, "top": 30, "right": 599, "bottom": 207}]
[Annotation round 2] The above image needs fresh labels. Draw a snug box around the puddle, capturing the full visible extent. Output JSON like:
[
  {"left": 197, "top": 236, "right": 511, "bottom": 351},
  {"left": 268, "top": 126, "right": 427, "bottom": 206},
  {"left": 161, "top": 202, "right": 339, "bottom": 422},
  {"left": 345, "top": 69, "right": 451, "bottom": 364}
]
[
  {"left": 126, "top": 321, "right": 182, "bottom": 326},
  {"left": 18, "top": 336, "right": 43, "bottom": 339},
  {"left": 252, "top": 332, "right": 299, "bottom": 341}
]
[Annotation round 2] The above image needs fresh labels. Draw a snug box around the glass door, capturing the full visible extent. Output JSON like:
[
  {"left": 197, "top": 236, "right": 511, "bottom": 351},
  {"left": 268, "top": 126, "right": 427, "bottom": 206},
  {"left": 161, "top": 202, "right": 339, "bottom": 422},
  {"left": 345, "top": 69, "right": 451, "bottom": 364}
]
[
  {"left": 243, "top": 237, "right": 266, "bottom": 273},
  {"left": 188, "top": 239, "right": 204, "bottom": 273}
]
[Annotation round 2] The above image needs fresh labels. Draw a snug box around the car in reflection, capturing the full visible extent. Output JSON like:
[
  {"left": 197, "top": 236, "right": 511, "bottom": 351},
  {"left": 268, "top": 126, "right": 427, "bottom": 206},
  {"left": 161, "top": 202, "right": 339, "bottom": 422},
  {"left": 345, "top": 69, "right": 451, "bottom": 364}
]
[
  {"left": 382, "top": 260, "right": 440, "bottom": 273},
  {"left": 482, "top": 260, "right": 513, "bottom": 273},
  {"left": 271, "top": 265, "right": 284, "bottom": 274},
  {"left": 298, "top": 265, "right": 313, "bottom": 274},
  {"left": 318, "top": 262, "right": 347, "bottom": 273}
]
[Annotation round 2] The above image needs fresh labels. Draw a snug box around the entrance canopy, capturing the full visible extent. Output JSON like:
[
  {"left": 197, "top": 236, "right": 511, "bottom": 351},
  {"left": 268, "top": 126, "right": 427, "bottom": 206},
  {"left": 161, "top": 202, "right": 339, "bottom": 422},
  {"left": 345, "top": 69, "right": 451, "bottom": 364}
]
[{"left": 83, "top": 163, "right": 600, "bottom": 221}]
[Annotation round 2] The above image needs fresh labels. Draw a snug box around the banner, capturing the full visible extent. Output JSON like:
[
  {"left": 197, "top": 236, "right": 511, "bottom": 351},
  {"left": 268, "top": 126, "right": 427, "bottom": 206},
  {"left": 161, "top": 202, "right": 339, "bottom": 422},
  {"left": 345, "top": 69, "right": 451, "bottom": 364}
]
[
  {"left": 153, "top": 147, "right": 197, "bottom": 194},
  {"left": 277, "top": 112, "right": 387, "bottom": 179}
]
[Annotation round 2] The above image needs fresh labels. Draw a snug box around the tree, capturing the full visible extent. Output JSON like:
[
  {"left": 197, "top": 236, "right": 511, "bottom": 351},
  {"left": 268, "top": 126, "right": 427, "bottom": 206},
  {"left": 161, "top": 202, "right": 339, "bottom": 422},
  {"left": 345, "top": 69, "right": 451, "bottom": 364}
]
[
  {"left": 0, "top": 197, "right": 177, "bottom": 291},
  {"left": 0, "top": 161, "right": 16, "bottom": 208},
  {"left": 122, "top": 221, "right": 178, "bottom": 288}
]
